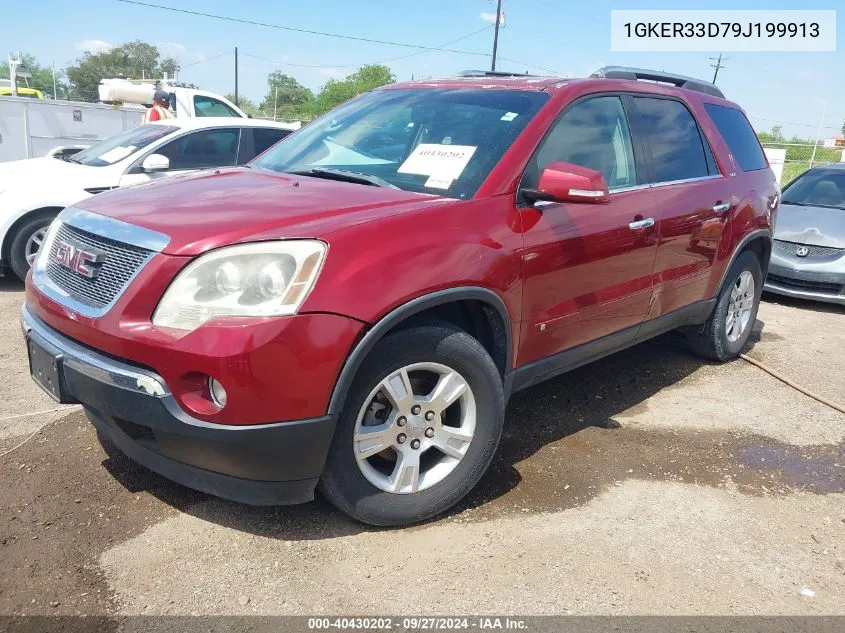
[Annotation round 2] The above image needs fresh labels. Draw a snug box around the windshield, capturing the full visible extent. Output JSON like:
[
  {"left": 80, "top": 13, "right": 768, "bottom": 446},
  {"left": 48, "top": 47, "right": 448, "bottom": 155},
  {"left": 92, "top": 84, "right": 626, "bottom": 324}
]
[
  {"left": 782, "top": 168, "right": 845, "bottom": 210},
  {"left": 251, "top": 88, "right": 549, "bottom": 199},
  {"left": 70, "top": 124, "right": 178, "bottom": 167}
]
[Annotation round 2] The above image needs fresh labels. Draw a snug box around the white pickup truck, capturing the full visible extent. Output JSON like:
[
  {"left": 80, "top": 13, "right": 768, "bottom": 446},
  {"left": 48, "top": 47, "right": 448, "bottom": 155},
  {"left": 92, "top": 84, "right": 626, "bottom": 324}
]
[{"left": 0, "top": 81, "right": 247, "bottom": 164}]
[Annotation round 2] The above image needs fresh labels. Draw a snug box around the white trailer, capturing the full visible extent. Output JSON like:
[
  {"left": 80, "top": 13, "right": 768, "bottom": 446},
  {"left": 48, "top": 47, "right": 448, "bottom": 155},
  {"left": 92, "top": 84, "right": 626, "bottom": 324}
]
[{"left": 0, "top": 84, "right": 246, "bottom": 163}]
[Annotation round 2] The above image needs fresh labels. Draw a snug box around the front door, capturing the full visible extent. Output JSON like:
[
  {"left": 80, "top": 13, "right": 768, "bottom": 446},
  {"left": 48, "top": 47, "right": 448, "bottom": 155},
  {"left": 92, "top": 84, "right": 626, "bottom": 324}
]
[
  {"left": 119, "top": 127, "right": 241, "bottom": 187},
  {"left": 518, "top": 95, "right": 659, "bottom": 366}
]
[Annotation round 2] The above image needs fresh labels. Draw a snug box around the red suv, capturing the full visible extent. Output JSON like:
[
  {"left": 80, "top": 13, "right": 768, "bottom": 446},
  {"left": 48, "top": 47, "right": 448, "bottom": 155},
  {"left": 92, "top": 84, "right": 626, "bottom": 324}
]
[{"left": 23, "top": 67, "right": 778, "bottom": 526}]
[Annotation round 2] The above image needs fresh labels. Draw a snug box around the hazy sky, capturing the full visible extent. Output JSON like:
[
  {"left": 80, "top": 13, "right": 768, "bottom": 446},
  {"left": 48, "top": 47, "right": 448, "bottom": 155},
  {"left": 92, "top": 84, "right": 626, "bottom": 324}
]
[{"left": 7, "top": 0, "right": 843, "bottom": 139}]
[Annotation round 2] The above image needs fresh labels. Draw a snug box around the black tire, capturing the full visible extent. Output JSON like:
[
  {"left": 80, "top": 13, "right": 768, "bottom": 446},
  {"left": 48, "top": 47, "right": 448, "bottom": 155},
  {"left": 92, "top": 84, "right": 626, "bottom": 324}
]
[
  {"left": 9, "top": 214, "right": 56, "bottom": 281},
  {"left": 319, "top": 325, "right": 505, "bottom": 527},
  {"left": 687, "top": 250, "right": 763, "bottom": 361}
]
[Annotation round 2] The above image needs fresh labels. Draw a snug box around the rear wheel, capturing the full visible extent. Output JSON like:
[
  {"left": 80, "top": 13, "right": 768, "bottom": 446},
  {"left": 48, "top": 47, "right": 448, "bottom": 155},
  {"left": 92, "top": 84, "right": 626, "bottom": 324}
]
[
  {"left": 9, "top": 214, "right": 56, "bottom": 281},
  {"left": 687, "top": 250, "right": 762, "bottom": 361},
  {"left": 319, "top": 325, "right": 504, "bottom": 526}
]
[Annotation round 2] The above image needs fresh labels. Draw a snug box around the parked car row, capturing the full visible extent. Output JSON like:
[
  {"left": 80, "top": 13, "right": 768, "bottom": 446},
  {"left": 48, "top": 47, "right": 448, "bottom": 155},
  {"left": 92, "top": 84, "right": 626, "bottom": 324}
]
[
  {"left": 14, "top": 67, "right": 843, "bottom": 527},
  {"left": 1, "top": 118, "right": 298, "bottom": 280}
]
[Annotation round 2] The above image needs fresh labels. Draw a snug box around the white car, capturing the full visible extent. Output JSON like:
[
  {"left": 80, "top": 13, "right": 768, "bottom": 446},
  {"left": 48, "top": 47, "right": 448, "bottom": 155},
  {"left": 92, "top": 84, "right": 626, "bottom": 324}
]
[{"left": 0, "top": 117, "right": 299, "bottom": 280}]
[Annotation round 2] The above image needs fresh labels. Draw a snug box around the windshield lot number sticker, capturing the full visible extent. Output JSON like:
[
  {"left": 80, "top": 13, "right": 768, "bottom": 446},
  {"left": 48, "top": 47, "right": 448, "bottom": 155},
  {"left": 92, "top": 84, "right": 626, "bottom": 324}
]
[{"left": 399, "top": 144, "right": 477, "bottom": 183}]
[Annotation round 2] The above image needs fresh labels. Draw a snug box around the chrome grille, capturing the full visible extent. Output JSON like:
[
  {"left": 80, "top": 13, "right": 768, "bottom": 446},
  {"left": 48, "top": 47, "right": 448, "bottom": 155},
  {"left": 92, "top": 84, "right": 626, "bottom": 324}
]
[
  {"left": 774, "top": 240, "right": 844, "bottom": 259},
  {"left": 45, "top": 223, "right": 153, "bottom": 309}
]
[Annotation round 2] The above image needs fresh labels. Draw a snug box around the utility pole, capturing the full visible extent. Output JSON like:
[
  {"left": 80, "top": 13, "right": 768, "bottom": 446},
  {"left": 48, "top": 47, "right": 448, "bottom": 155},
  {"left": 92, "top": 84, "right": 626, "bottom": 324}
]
[
  {"left": 710, "top": 53, "right": 727, "bottom": 83},
  {"left": 52, "top": 60, "right": 57, "bottom": 99},
  {"left": 234, "top": 46, "right": 239, "bottom": 106},
  {"left": 491, "top": 0, "right": 503, "bottom": 72},
  {"left": 809, "top": 104, "right": 827, "bottom": 168}
]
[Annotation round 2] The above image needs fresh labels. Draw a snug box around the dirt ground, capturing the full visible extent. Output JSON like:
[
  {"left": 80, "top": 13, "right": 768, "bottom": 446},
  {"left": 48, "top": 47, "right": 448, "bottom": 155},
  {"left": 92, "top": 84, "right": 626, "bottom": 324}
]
[{"left": 1, "top": 275, "right": 843, "bottom": 617}]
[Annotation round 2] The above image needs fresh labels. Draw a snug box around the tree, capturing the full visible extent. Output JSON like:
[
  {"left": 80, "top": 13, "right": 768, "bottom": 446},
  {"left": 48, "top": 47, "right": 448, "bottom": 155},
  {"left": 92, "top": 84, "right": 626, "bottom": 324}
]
[
  {"left": 259, "top": 72, "right": 313, "bottom": 119},
  {"left": 841, "top": 120, "right": 845, "bottom": 137},
  {"left": 0, "top": 53, "right": 67, "bottom": 98},
  {"left": 313, "top": 64, "right": 395, "bottom": 115},
  {"left": 770, "top": 125, "right": 784, "bottom": 142},
  {"left": 65, "top": 41, "right": 182, "bottom": 102}
]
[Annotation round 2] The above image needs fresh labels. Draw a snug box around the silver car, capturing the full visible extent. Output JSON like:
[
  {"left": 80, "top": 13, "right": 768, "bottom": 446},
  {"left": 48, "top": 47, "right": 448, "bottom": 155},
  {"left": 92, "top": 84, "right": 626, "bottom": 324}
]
[{"left": 765, "top": 164, "right": 845, "bottom": 305}]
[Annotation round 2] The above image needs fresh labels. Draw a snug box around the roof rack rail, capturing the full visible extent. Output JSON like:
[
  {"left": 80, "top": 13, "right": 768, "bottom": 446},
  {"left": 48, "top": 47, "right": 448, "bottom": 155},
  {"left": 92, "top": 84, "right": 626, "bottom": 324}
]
[
  {"left": 590, "top": 66, "right": 725, "bottom": 99},
  {"left": 456, "top": 70, "right": 537, "bottom": 78}
]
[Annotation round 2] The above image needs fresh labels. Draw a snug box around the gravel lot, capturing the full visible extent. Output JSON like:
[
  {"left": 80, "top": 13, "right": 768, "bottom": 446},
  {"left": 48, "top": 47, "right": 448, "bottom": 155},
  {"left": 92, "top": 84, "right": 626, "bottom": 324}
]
[{"left": 1, "top": 276, "right": 843, "bottom": 616}]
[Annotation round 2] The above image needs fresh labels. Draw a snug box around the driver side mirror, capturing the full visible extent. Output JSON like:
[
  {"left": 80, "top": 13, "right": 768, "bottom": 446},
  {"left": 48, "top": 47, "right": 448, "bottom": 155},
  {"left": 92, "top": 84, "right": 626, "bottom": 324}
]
[
  {"left": 523, "top": 161, "right": 610, "bottom": 204},
  {"left": 141, "top": 153, "right": 170, "bottom": 173}
]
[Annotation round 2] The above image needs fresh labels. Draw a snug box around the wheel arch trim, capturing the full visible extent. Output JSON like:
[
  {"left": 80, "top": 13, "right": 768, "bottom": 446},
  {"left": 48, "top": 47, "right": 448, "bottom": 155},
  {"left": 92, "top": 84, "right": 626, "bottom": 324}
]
[
  {"left": 715, "top": 228, "right": 772, "bottom": 295},
  {"left": 326, "top": 286, "right": 513, "bottom": 415}
]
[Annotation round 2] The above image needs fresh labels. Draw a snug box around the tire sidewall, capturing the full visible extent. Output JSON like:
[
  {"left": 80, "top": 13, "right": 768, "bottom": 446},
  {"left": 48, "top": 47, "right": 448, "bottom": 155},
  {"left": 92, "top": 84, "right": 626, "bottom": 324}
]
[
  {"left": 712, "top": 251, "right": 763, "bottom": 357},
  {"left": 10, "top": 215, "right": 55, "bottom": 281},
  {"left": 320, "top": 326, "right": 504, "bottom": 526}
]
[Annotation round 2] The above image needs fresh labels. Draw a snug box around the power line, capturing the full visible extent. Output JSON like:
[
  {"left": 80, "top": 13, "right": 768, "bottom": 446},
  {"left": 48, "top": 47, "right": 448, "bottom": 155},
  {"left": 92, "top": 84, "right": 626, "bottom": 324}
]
[
  {"left": 497, "top": 56, "right": 566, "bottom": 76},
  {"left": 747, "top": 114, "right": 840, "bottom": 130},
  {"left": 523, "top": 0, "right": 608, "bottom": 24},
  {"left": 117, "top": 0, "right": 490, "bottom": 57},
  {"left": 239, "top": 26, "right": 494, "bottom": 71},
  {"left": 180, "top": 50, "right": 232, "bottom": 70}
]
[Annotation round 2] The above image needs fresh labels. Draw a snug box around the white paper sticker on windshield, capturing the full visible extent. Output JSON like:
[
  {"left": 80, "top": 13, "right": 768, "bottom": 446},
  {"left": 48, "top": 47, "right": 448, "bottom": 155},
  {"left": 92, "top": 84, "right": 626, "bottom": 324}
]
[
  {"left": 425, "top": 175, "right": 453, "bottom": 189},
  {"left": 398, "top": 144, "right": 477, "bottom": 181},
  {"left": 501, "top": 112, "right": 518, "bottom": 121},
  {"left": 98, "top": 145, "right": 136, "bottom": 164}
]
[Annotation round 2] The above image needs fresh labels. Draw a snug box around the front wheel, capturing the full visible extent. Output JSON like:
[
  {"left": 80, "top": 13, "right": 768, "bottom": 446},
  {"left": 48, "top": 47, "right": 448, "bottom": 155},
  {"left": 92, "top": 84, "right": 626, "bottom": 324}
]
[
  {"left": 9, "top": 214, "right": 56, "bottom": 281},
  {"left": 687, "top": 250, "right": 763, "bottom": 361},
  {"left": 319, "top": 325, "right": 505, "bottom": 526}
]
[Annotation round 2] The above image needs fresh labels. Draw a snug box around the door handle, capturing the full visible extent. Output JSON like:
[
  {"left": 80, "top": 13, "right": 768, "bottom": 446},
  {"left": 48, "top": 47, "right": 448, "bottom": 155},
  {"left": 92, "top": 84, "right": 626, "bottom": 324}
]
[
  {"left": 628, "top": 217, "right": 655, "bottom": 230},
  {"left": 713, "top": 202, "right": 731, "bottom": 213}
]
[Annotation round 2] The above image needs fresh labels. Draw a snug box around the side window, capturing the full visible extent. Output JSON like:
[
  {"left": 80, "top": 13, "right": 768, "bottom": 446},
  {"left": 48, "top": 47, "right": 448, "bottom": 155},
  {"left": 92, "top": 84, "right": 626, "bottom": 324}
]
[
  {"left": 527, "top": 96, "right": 638, "bottom": 190},
  {"left": 155, "top": 128, "right": 240, "bottom": 170},
  {"left": 251, "top": 128, "right": 292, "bottom": 158},
  {"left": 634, "top": 97, "right": 711, "bottom": 183},
  {"left": 704, "top": 104, "right": 767, "bottom": 172},
  {"left": 194, "top": 95, "right": 241, "bottom": 118}
]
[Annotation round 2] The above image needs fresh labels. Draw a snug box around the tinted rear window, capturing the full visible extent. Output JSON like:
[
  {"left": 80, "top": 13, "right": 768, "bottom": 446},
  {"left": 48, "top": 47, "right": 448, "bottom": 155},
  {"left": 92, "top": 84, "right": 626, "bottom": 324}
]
[
  {"left": 253, "top": 128, "right": 291, "bottom": 156},
  {"left": 704, "top": 104, "right": 767, "bottom": 172},
  {"left": 634, "top": 97, "right": 711, "bottom": 183}
]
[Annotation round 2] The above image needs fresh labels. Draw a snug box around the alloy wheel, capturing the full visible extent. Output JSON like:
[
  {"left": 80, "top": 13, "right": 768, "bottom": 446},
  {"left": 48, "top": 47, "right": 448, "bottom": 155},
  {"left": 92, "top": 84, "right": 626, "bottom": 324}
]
[{"left": 353, "top": 362, "right": 476, "bottom": 494}]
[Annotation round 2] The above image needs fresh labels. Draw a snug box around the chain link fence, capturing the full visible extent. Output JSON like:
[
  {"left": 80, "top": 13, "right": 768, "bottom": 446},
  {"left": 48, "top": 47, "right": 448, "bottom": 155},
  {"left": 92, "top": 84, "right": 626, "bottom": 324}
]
[{"left": 761, "top": 142, "right": 844, "bottom": 185}]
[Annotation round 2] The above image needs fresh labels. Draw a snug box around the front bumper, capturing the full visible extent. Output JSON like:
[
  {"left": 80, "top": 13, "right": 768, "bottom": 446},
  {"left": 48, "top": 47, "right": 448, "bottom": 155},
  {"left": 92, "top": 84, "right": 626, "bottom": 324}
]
[
  {"left": 22, "top": 306, "right": 336, "bottom": 505},
  {"left": 764, "top": 252, "right": 845, "bottom": 306}
]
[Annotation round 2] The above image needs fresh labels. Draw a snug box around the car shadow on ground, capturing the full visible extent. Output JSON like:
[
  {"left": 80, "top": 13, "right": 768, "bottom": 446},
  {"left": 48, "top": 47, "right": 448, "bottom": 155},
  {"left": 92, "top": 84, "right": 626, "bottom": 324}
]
[
  {"left": 102, "top": 324, "right": 756, "bottom": 540},
  {"left": 762, "top": 290, "right": 845, "bottom": 315},
  {"left": 0, "top": 276, "right": 24, "bottom": 292}
]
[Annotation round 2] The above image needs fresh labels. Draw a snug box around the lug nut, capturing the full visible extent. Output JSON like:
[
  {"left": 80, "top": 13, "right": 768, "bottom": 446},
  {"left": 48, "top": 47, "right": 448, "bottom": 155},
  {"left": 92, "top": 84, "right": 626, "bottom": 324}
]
[
  {"left": 411, "top": 405, "right": 421, "bottom": 415},
  {"left": 397, "top": 433, "right": 407, "bottom": 444},
  {"left": 425, "top": 410, "right": 435, "bottom": 421},
  {"left": 397, "top": 416, "right": 407, "bottom": 426},
  {"left": 425, "top": 427, "right": 435, "bottom": 438},
  {"left": 410, "top": 439, "right": 421, "bottom": 450}
]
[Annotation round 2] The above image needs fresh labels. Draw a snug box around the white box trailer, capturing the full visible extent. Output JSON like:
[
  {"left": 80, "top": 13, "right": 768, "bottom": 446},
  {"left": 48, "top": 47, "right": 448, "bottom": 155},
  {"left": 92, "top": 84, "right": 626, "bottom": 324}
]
[
  {"left": 0, "top": 85, "right": 247, "bottom": 163},
  {"left": 0, "top": 95, "right": 146, "bottom": 163}
]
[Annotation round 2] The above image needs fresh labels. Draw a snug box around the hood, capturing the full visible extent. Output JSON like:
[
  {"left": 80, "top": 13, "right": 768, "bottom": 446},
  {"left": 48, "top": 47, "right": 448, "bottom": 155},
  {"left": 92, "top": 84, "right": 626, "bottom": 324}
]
[
  {"left": 775, "top": 202, "right": 845, "bottom": 249},
  {"left": 74, "top": 167, "right": 447, "bottom": 256},
  {"left": 0, "top": 156, "right": 117, "bottom": 191}
]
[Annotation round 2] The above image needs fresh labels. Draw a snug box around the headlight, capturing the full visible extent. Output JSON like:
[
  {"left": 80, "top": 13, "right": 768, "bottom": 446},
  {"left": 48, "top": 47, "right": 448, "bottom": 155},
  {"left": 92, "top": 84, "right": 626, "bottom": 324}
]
[{"left": 152, "top": 240, "right": 327, "bottom": 332}]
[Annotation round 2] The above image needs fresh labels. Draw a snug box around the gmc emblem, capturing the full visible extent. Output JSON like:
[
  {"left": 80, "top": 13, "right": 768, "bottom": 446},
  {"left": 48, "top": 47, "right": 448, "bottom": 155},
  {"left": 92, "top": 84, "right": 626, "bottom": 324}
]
[{"left": 53, "top": 241, "right": 105, "bottom": 279}]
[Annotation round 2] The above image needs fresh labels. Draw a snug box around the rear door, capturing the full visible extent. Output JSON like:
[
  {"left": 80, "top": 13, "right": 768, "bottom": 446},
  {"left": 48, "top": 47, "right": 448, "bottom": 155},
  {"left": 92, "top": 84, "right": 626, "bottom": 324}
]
[
  {"left": 244, "top": 127, "right": 293, "bottom": 162},
  {"left": 631, "top": 96, "right": 728, "bottom": 316},
  {"left": 518, "top": 94, "right": 660, "bottom": 366}
]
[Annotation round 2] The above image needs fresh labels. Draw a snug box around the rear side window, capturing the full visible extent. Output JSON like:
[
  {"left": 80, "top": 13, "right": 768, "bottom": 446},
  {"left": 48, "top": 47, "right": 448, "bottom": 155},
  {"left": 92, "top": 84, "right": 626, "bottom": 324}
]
[
  {"left": 634, "top": 97, "right": 711, "bottom": 183},
  {"left": 252, "top": 128, "right": 292, "bottom": 157},
  {"left": 704, "top": 104, "right": 767, "bottom": 172},
  {"left": 525, "top": 96, "right": 639, "bottom": 191}
]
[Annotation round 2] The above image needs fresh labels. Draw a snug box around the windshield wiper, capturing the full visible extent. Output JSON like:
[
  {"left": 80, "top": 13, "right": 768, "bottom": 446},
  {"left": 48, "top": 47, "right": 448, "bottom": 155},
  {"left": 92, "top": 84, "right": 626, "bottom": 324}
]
[
  {"left": 290, "top": 168, "right": 399, "bottom": 190},
  {"left": 781, "top": 200, "right": 808, "bottom": 206}
]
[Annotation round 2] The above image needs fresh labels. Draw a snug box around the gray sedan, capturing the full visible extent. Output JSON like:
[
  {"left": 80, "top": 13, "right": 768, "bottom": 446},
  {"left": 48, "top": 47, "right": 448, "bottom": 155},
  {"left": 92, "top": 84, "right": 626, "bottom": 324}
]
[{"left": 765, "top": 164, "right": 845, "bottom": 305}]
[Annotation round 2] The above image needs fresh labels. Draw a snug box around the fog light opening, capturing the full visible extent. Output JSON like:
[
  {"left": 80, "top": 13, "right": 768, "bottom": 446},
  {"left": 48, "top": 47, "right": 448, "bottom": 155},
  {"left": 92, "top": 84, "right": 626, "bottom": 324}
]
[{"left": 208, "top": 377, "right": 228, "bottom": 408}]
